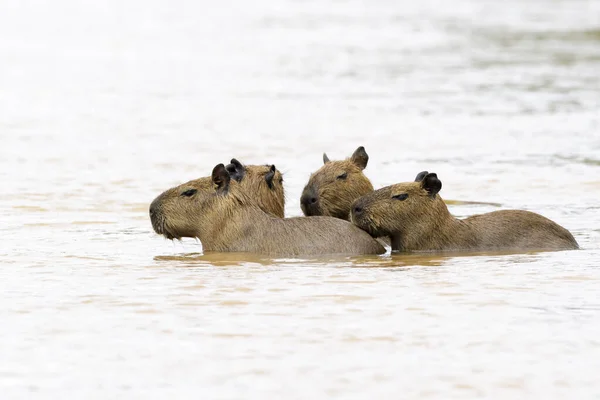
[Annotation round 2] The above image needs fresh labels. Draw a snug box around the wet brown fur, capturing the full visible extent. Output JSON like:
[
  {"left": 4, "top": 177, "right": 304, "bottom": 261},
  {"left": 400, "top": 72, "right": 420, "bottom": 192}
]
[
  {"left": 150, "top": 164, "right": 385, "bottom": 256},
  {"left": 229, "top": 161, "right": 285, "bottom": 218},
  {"left": 351, "top": 174, "right": 579, "bottom": 252},
  {"left": 150, "top": 163, "right": 285, "bottom": 227},
  {"left": 301, "top": 146, "right": 373, "bottom": 220}
]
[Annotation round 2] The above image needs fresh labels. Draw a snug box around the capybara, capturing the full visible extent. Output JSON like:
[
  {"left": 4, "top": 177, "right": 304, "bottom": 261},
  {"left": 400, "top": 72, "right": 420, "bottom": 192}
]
[
  {"left": 301, "top": 146, "right": 373, "bottom": 220},
  {"left": 150, "top": 164, "right": 385, "bottom": 256},
  {"left": 301, "top": 147, "right": 501, "bottom": 221},
  {"left": 150, "top": 160, "right": 285, "bottom": 222},
  {"left": 351, "top": 171, "right": 579, "bottom": 252},
  {"left": 225, "top": 158, "right": 285, "bottom": 218}
]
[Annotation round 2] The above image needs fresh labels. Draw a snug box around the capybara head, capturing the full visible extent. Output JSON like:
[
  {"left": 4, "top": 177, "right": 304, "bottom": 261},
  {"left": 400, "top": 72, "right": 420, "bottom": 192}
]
[
  {"left": 150, "top": 163, "right": 251, "bottom": 240},
  {"left": 351, "top": 171, "right": 444, "bottom": 238},
  {"left": 300, "top": 146, "right": 374, "bottom": 220},
  {"left": 149, "top": 162, "right": 284, "bottom": 239},
  {"left": 225, "top": 158, "right": 285, "bottom": 218}
]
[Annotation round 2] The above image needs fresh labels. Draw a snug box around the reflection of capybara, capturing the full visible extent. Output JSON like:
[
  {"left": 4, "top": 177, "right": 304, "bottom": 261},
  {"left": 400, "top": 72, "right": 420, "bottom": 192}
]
[
  {"left": 150, "top": 164, "right": 385, "bottom": 256},
  {"left": 351, "top": 171, "right": 579, "bottom": 252},
  {"left": 301, "top": 146, "right": 373, "bottom": 220},
  {"left": 150, "top": 160, "right": 285, "bottom": 221}
]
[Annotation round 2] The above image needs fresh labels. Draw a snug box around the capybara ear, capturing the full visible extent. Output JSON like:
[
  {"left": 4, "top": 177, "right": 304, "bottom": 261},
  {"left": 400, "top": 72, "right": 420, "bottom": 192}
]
[
  {"left": 323, "top": 153, "right": 330, "bottom": 164},
  {"left": 212, "top": 164, "right": 231, "bottom": 192},
  {"left": 420, "top": 173, "right": 442, "bottom": 198},
  {"left": 225, "top": 158, "right": 245, "bottom": 182},
  {"left": 265, "top": 164, "right": 276, "bottom": 189},
  {"left": 414, "top": 171, "right": 429, "bottom": 182},
  {"left": 350, "top": 146, "right": 368, "bottom": 170}
]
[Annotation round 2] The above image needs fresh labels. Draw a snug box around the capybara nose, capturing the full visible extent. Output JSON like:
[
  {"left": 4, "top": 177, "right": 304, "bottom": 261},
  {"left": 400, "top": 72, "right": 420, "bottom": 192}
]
[
  {"left": 301, "top": 194, "right": 318, "bottom": 208},
  {"left": 300, "top": 190, "right": 318, "bottom": 206},
  {"left": 149, "top": 198, "right": 160, "bottom": 218},
  {"left": 300, "top": 187, "right": 320, "bottom": 215}
]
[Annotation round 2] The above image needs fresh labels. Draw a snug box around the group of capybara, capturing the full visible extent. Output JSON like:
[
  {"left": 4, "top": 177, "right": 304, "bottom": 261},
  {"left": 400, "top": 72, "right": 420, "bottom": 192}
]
[{"left": 149, "top": 146, "right": 579, "bottom": 257}]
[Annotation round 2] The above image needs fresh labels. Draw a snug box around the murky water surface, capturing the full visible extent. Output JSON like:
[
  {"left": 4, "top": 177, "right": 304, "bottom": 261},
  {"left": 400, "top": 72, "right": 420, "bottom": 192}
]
[{"left": 1, "top": 0, "right": 600, "bottom": 398}]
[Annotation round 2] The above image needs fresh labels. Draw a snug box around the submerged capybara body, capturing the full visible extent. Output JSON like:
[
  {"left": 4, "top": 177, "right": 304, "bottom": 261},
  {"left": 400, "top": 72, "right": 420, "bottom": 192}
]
[
  {"left": 351, "top": 172, "right": 578, "bottom": 252},
  {"left": 150, "top": 159, "right": 285, "bottom": 224},
  {"left": 301, "top": 146, "right": 374, "bottom": 220},
  {"left": 150, "top": 164, "right": 385, "bottom": 256}
]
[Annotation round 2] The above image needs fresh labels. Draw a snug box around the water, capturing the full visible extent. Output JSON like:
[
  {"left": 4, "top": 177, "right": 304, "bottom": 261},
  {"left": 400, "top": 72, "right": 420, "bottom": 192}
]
[{"left": 1, "top": 0, "right": 600, "bottom": 398}]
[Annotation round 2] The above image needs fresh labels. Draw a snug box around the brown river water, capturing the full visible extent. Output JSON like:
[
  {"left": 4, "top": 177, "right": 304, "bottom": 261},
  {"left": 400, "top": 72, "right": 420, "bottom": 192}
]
[{"left": 1, "top": 0, "right": 600, "bottom": 398}]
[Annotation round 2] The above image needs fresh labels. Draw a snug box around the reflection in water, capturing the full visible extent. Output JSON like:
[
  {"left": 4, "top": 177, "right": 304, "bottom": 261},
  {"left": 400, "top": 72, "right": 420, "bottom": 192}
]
[
  {"left": 154, "top": 252, "right": 277, "bottom": 267},
  {"left": 444, "top": 199, "right": 502, "bottom": 207},
  {"left": 153, "top": 248, "right": 555, "bottom": 269}
]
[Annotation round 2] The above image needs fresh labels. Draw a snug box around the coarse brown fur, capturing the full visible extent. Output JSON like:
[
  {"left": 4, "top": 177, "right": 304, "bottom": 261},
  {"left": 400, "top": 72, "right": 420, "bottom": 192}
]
[
  {"left": 225, "top": 159, "right": 285, "bottom": 218},
  {"left": 150, "top": 160, "right": 285, "bottom": 226},
  {"left": 301, "top": 147, "right": 502, "bottom": 222},
  {"left": 301, "top": 146, "right": 374, "bottom": 220},
  {"left": 150, "top": 164, "right": 385, "bottom": 256},
  {"left": 351, "top": 172, "right": 579, "bottom": 253}
]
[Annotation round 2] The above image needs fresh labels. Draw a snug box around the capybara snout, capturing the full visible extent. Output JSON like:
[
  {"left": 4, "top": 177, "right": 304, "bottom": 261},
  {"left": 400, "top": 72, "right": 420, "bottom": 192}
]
[
  {"left": 299, "top": 186, "right": 319, "bottom": 216},
  {"left": 149, "top": 178, "right": 209, "bottom": 240}
]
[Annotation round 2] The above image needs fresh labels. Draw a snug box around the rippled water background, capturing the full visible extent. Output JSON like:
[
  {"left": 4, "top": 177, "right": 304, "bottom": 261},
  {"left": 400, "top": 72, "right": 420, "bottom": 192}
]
[{"left": 1, "top": 0, "right": 600, "bottom": 398}]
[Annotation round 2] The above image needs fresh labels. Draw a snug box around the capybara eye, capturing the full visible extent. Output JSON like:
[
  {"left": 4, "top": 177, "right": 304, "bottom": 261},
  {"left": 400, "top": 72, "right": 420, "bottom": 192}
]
[
  {"left": 181, "top": 189, "right": 197, "bottom": 197},
  {"left": 337, "top": 172, "right": 348, "bottom": 180},
  {"left": 279, "top": 178, "right": 283, "bottom": 184},
  {"left": 392, "top": 193, "right": 409, "bottom": 201}
]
